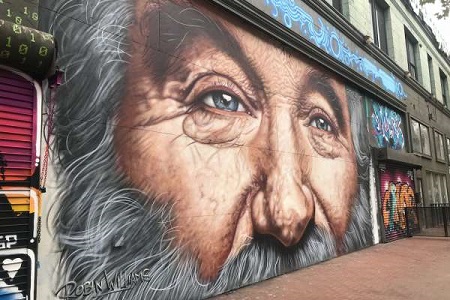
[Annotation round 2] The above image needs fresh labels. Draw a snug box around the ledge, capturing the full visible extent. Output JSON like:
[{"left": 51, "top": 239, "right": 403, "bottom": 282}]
[{"left": 372, "top": 147, "right": 423, "bottom": 167}]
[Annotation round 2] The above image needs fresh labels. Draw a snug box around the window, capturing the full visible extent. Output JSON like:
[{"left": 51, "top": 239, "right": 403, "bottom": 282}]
[
  {"left": 447, "top": 138, "right": 450, "bottom": 162},
  {"left": 427, "top": 54, "right": 436, "bottom": 96},
  {"left": 371, "top": 0, "right": 388, "bottom": 53},
  {"left": 434, "top": 131, "right": 445, "bottom": 161},
  {"left": 440, "top": 69, "right": 448, "bottom": 106},
  {"left": 405, "top": 30, "right": 419, "bottom": 80},
  {"left": 416, "top": 178, "right": 423, "bottom": 206},
  {"left": 411, "top": 119, "right": 431, "bottom": 156},
  {"left": 427, "top": 172, "right": 448, "bottom": 205},
  {"left": 332, "top": 0, "right": 343, "bottom": 13}
]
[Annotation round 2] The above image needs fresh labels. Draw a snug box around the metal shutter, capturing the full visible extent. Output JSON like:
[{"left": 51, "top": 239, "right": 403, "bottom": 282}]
[
  {"left": 379, "top": 163, "right": 417, "bottom": 242},
  {"left": 0, "top": 68, "right": 37, "bottom": 184},
  {"left": 0, "top": 249, "right": 35, "bottom": 300},
  {"left": 0, "top": 68, "right": 40, "bottom": 300}
]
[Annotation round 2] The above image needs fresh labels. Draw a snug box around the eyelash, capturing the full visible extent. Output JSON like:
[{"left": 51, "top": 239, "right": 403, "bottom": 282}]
[
  {"left": 212, "top": 78, "right": 239, "bottom": 92},
  {"left": 189, "top": 77, "right": 254, "bottom": 116},
  {"left": 308, "top": 108, "right": 338, "bottom": 135}
]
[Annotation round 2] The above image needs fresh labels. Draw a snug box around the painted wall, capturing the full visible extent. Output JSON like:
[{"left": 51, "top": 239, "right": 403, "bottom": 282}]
[
  {"left": 367, "top": 100, "right": 405, "bottom": 150},
  {"left": 379, "top": 163, "right": 417, "bottom": 241},
  {"left": 0, "top": 0, "right": 39, "bottom": 28},
  {"left": 246, "top": 0, "right": 407, "bottom": 101},
  {"left": 0, "top": 0, "right": 55, "bottom": 80},
  {"left": 40, "top": 0, "right": 374, "bottom": 299}
]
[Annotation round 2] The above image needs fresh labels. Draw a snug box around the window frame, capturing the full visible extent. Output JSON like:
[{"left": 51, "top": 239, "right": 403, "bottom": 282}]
[
  {"left": 410, "top": 118, "right": 431, "bottom": 157},
  {"left": 405, "top": 30, "right": 419, "bottom": 81},
  {"left": 371, "top": 0, "right": 389, "bottom": 54},
  {"left": 446, "top": 137, "right": 450, "bottom": 163},
  {"left": 434, "top": 129, "right": 445, "bottom": 163},
  {"left": 332, "top": 0, "right": 343, "bottom": 14},
  {"left": 427, "top": 54, "right": 436, "bottom": 96},
  {"left": 427, "top": 171, "right": 449, "bottom": 205},
  {"left": 416, "top": 177, "right": 424, "bottom": 206},
  {"left": 439, "top": 69, "right": 448, "bottom": 106}
]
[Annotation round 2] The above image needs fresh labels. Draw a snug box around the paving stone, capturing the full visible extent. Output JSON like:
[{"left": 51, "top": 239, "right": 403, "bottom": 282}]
[{"left": 212, "top": 237, "right": 450, "bottom": 300}]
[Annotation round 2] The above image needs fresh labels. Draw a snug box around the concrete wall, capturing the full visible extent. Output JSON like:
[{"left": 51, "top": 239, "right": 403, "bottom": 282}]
[{"left": 347, "top": 0, "right": 373, "bottom": 37}]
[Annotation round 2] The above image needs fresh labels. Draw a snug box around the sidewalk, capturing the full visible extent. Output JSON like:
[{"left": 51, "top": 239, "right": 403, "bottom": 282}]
[{"left": 213, "top": 237, "right": 450, "bottom": 300}]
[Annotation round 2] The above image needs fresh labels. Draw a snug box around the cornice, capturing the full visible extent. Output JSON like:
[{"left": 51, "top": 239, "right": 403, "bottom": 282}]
[
  {"left": 210, "top": 0, "right": 450, "bottom": 119},
  {"left": 210, "top": 0, "right": 406, "bottom": 111}
]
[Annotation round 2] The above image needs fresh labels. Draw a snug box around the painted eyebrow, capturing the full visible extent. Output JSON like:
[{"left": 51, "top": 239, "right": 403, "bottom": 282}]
[
  {"left": 301, "top": 70, "right": 345, "bottom": 130},
  {"left": 145, "top": 3, "right": 263, "bottom": 96}
]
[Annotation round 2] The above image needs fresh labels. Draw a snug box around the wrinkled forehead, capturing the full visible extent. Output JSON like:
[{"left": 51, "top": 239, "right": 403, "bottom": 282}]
[{"left": 133, "top": 0, "right": 348, "bottom": 114}]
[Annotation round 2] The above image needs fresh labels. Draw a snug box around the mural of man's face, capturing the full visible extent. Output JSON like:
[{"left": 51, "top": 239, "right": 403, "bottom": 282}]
[{"left": 115, "top": 0, "right": 357, "bottom": 281}]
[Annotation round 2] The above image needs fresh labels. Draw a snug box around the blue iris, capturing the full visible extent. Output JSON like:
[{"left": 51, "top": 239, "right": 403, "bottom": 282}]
[
  {"left": 211, "top": 91, "right": 239, "bottom": 111},
  {"left": 311, "top": 117, "right": 332, "bottom": 132}
]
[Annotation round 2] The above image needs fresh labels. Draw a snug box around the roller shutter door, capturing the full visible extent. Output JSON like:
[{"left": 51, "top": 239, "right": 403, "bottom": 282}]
[
  {"left": 0, "top": 68, "right": 40, "bottom": 300},
  {"left": 379, "top": 163, "right": 417, "bottom": 242},
  {"left": 0, "top": 68, "right": 38, "bottom": 184}
]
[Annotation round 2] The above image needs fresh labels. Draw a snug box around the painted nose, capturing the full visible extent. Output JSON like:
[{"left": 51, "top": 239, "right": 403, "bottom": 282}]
[{"left": 251, "top": 153, "right": 314, "bottom": 247}]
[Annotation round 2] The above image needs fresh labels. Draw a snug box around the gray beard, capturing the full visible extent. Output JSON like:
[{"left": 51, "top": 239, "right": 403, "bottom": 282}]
[
  {"left": 54, "top": 183, "right": 370, "bottom": 300},
  {"left": 47, "top": 1, "right": 372, "bottom": 297}
]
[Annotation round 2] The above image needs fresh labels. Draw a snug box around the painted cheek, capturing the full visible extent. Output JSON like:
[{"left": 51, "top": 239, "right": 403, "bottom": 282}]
[
  {"left": 169, "top": 146, "right": 256, "bottom": 280},
  {"left": 174, "top": 199, "right": 239, "bottom": 278},
  {"left": 310, "top": 155, "right": 357, "bottom": 236},
  {"left": 115, "top": 120, "right": 193, "bottom": 202}
]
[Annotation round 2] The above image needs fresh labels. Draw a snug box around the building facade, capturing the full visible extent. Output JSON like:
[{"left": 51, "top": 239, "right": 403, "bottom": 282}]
[{"left": 0, "top": 0, "right": 448, "bottom": 299}]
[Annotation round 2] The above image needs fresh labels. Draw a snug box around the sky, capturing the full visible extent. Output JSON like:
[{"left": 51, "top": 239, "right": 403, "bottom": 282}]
[{"left": 420, "top": 2, "right": 450, "bottom": 56}]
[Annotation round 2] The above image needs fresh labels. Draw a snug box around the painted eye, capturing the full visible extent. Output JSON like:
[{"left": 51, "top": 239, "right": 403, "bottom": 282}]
[
  {"left": 201, "top": 91, "right": 245, "bottom": 112},
  {"left": 310, "top": 117, "right": 333, "bottom": 132}
]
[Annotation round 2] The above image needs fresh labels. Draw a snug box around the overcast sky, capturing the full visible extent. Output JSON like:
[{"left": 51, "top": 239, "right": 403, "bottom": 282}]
[{"left": 421, "top": 2, "right": 450, "bottom": 56}]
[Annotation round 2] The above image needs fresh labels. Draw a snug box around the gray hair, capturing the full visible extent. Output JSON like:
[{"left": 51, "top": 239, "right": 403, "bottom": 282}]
[{"left": 43, "top": 0, "right": 372, "bottom": 299}]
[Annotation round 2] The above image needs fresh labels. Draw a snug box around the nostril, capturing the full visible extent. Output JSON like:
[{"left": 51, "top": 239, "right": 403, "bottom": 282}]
[
  {"left": 275, "top": 213, "right": 310, "bottom": 246},
  {"left": 279, "top": 228, "right": 297, "bottom": 247},
  {"left": 251, "top": 172, "right": 315, "bottom": 247}
]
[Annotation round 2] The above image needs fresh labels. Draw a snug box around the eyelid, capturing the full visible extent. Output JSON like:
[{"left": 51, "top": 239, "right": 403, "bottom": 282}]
[
  {"left": 308, "top": 107, "right": 339, "bottom": 134},
  {"left": 185, "top": 74, "right": 257, "bottom": 116}
]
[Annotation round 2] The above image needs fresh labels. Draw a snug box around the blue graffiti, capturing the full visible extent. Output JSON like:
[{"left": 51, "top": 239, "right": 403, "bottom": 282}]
[
  {"left": 0, "top": 283, "right": 24, "bottom": 300},
  {"left": 371, "top": 102, "right": 405, "bottom": 150},
  {"left": 264, "top": 0, "right": 407, "bottom": 100}
]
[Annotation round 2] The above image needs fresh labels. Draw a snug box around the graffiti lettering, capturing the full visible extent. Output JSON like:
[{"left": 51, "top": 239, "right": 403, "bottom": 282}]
[
  {"left": 371, "top": 102, "right": 404, "bottom": 150},
  {"left": 55, "top": 269, "right": 151, "bottom": 299},
  {"left": 0, "top": 235, "right": 17, "bottom": 249}
]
